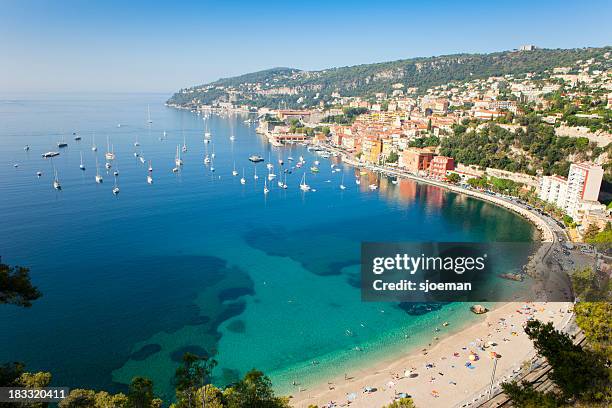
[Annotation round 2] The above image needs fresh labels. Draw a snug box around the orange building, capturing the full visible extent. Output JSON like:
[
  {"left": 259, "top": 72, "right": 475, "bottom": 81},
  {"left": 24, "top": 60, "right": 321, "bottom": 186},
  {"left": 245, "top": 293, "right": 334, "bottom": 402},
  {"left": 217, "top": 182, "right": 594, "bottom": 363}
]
[
  {"left": 429, "top": 156, "right": 455, "bottom": 179},
  {"left": 400, "top": 148, "right": 435, "bottom": 173}
]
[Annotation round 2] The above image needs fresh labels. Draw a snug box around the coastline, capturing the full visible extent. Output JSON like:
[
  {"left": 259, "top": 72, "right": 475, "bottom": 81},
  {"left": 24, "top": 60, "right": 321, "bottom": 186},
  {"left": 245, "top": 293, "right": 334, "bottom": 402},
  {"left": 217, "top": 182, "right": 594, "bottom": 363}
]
[{"left": 289, "top": 301, "right": 573, "bottom": 408}]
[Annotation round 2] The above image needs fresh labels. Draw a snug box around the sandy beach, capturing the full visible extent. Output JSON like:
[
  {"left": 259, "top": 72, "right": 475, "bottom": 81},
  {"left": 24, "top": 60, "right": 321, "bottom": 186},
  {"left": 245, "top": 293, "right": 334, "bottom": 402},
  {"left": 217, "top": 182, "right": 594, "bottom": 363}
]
[{"left": 289, "top": 301, "right": 572, "bottom": 408}]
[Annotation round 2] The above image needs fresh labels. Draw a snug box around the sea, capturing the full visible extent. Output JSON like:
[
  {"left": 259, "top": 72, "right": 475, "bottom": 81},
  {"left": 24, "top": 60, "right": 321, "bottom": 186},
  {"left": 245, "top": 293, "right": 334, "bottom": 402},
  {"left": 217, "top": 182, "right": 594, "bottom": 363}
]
[{"left": 0, "top": 93, "right": 536, "bottom": 400}]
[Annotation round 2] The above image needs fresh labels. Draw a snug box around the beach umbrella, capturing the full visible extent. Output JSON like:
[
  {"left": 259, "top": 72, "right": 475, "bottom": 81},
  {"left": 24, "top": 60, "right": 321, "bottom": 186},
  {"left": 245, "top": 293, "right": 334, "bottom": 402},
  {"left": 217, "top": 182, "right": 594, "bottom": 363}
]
[{"left": 346, "top": 392, "right": 357, "bottom": 402}]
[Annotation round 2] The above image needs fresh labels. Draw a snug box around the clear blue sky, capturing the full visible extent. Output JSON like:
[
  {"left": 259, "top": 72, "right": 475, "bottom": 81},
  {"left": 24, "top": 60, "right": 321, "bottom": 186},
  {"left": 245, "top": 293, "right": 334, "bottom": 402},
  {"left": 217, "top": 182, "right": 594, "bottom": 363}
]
[{"left": 1, "top": 0, "right": 610, "bottom": 93}]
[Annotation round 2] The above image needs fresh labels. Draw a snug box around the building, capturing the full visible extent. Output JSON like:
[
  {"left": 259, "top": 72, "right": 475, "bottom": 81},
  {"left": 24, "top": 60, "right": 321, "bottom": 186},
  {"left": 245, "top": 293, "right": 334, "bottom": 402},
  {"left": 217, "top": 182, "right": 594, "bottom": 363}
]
[
  {"left": 361, "top": 135, "right": 382, "bottom": 163},
  {"left": 399, "top": 148, "right": 435, "bottom": 174},
  {"left": 539, "top": 175, "right": 568, "bottom": 209},
  {"left": 519, "top": 44, "right": 537, "bottom": 51},
  {"left": 539, "top": 163, "right": 604, "bottom": 219},
  {"left": 563, "top": 163, "right": 604, "bottom": 218},
  {"left": 429, "top": 156, "right": 455, "bottom": 179}
]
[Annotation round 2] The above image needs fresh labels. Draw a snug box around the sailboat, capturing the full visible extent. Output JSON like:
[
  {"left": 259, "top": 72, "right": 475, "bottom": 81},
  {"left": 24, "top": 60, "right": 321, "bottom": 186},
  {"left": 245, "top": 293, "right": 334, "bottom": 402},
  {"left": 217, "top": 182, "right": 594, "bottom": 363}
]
[
  {"left": 37, "top": 171, "right": 43, "bottom": 177},
  {"left": 340, "top": 173, "right": 346, "bottom": 190},
  {"left": 146, "top": 104, "right": 153, "bottom": 124},
  {"left": 210, "top": 156, "right": 215, "bottom": 172},
  {"left": 139, "top": 155, "right": 145, "bottom": 164},
  {"left": 267, "top": 167, "right": 276, "bottom": 181},
  {"left": 147, "top": 174, "right": 153, "bottom": 184},
  {"left": 148, "top": 160, "right": 153, "bottom": 172},
  {"left": 282, "top": 173, "right": 288, "bottom": 189},
  {"left": 300, "top": 173, "right": 311, "bottom": 191},
  {"left": 232, "top": 162, "right": 238, "bottom": 176},
  {"left": 211, "top": 144, "right": 215, "bottom": 159},
  {"left": 113, "top": 162, "right": 119, "bottom": 177},
  {"left": 105, "top": 136, "right": 115, "bottom": 160},
  {"left": 254, "top": 166, "right": 259, "bottom": 180},
  {"left": 263, "top": 179, "right": 269, "bottom": 194},
  {"left": 57, "top": 134, "right": 68, "bottom": 148},
  {"left": 79, "top": 152, "right": 86, "bottom": 170},
  {"left": 52, "top": 164, "right": 61, "bottom": 190},
  {"left": 134, "top": 134, "right": 140, "bottom": 147},
  {"left": 92, "top": 134, "right": 97, "bottom": 151},
  {"left": 112, "top": 175, "right": 120, "bottom": 195},
  {"left": 240, "top": 168, "right": 246, "bottom": 184},
  {"left": 95, "top": 156, "right": 103, "bottom": 183},
  {"left": 182, "top": 134, "right": 187, "bottom": 153},
  {"left": 24, "top": 145, "right": 30, "bottom": 151},
  {"left": 266, "top": 152, "right": 273, "bottom": 170},
  {"left": 229, "top": 134, "right": 236, "bottom": 141},
  {"left": 175, "top": 145, "right": 183, "bottom": 167}
]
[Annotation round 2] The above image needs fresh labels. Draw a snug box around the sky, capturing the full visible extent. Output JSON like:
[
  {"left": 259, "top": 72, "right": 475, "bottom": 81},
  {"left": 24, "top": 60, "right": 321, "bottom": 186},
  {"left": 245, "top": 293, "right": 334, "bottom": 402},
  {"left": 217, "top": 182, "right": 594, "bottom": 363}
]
[{"left": 1, "top": 0, "right": 611, "bottom": 94}]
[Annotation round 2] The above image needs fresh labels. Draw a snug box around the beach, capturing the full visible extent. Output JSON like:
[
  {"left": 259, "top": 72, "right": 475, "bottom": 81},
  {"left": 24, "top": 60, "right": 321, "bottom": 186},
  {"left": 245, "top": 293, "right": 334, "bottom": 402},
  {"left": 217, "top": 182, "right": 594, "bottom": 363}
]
[{"left": 290, "top": 301, "right": 572, "bottom": 408}]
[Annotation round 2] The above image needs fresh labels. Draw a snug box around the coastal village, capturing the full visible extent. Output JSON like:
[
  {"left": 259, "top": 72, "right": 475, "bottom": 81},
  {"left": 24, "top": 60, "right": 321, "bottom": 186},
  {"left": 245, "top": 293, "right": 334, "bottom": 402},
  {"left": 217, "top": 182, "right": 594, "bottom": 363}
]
[{"left": 171, "top": 48, "right": 612, "bottom": 244}]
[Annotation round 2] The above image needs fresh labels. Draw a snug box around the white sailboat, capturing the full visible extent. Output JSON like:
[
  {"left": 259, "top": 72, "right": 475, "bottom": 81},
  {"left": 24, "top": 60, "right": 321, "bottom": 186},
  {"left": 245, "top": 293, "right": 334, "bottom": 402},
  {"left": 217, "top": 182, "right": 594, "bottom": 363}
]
[
  {"left": 134, "top": 134, "right": 140, "bottom": 147},
  {"left": 232, "top": 162, "right": 238, "bottom": 176},
  {"left": 147, "top": 174, "right": 153, "bottom": 184},
  {"left": 254, "top": 166, "right": 259, "bottom": 180},
  {"left": 52, "top": 165, "right": 61, "bottom": 190},
  {"left": 79, "top": 151, "right": 86, "bottom": 170},
  {"left": 267, "top": 167, "right": 276, "bottom": 181},
  {"left": 211, "top": 144, "right": 215, "bottom": 159},
  {"left": 95, "top": 156, "right": 103, "bottom": 183},
  {"left": 266, "top": 152, "right": 273, "bottom": 170},
  {"left": 240, "top": 168, "right": 246, "bottom": 184},
  {"left": 175, "top": 145, "right": 183, "bottom": 167},
  {"left": 148, "top": 160, "right": 153, "bottom": 172},
  {"left": 182, "top": 134, "right": 187, "bottom": 152},
  {"left": 263, "top": 179, "right": 269, "bottom": 194},
  {"left": 91, "top": 134, "right": 97, "bottom": 151},
  {"left": 37, "top": 171, "right": 43, "bottom": 177},
  {"left": 112, "top": 175, "right": 120, "bottom": 195},
  {"left": 229, "top": 134, "right": 236, "bottom": 141},
  {"left": 340, "top": 173, "right": 346, "bottom": 190},
  {"left": 146, "top": 104, "right": 153, "bottom": 124},
  {"left": 282, "top": 173, "right": 288, "bottom": 189},
  {"left": 24, "top": 145, "right": 30, "bottom": 151},
  {"left": 105, "top": 136, "right": 115, "bottom": 160},
  {"left": 300, "top": 173, "right": 311, "bottom": 191}
]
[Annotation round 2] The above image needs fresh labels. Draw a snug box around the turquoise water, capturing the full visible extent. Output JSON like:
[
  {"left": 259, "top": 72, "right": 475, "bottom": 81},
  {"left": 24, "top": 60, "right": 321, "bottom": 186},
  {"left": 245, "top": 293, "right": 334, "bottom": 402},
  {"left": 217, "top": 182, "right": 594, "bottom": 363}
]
[{"left": 0, "top": 93, "right": 536, "bottom": 400}]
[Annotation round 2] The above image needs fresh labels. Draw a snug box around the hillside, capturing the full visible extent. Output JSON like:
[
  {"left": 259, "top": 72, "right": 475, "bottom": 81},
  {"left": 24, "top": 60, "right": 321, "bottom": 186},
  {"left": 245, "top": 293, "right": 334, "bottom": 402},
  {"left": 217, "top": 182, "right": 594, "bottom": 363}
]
[{"left": 168, "top": 47, "right": 611, "bottom": 109}]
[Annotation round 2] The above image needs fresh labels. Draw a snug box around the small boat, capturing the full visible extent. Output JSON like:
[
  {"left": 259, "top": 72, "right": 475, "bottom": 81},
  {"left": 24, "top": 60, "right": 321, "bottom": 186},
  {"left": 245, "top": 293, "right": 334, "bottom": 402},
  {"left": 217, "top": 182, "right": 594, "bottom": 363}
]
[
  {"left": 211, "top": 145, "right": 215, "bottom": 159},
  {"left": 147, "top": 174, "right": 153, "bottom": 184},
  {"left": 391, "top": 178, "right": 399, "bottom": 185},
  {"left": 175, "top": 145, "right": 183, "bottom": 167},
  {"left": 204, "top": 155, "right": 210, "bottom": 164},
  {"left": 263, "top": 179, "right": 269, "bottom": 194},
  {"left": 79, "top": 152, "right": 86, "bottom": 170},
  {"left": 355, "top": 178, "right": 361, "bottom": 185},
  {"left": 148, "top": 161, "right": 153, "bottom": 172},
  {"left": 134, "top": 152, "right": 139, "bottom": 158},
  {"left": 229, "top": 135, "right": 236, "bottom": 141},
  {"left": 139, "top": 156, "right": 145, "bottom": 164},
  {"left": 24, "top": 145, "right": 30, "bottom": 151},
  {"left": 314, "top": 160, "right": 320, "bottom": 166},
  {"left": 172, "top": 167, "right": 179, "bottom": 173},
  {"left": 13, "top": 163, "right": 18, "bottom": 168},
  {"left": 204, "top": 132, "right": 211, "bottom": 139},
  {"left": 74, "top": 134, "right": 82, "bottom": 141},
  {"left": 204, "top": 138, "right": 210, "bottom": 144},
  {"left": 42, "top": 151, "right": 60, "bottom": 158},
  {"left": 368, "top": 184, "right": 378, "bottom": 190},
  {"left": 249, "top": 155, "right": 264, "bottom": 163},
  {"left": 112, "top": 175, "right": 120, "bottom": 195},
  {"left": 300, "top": 173, "right": 311, "bottom": 191},
  {"left": 282, "top": 174, "right": 288, "bottom": 189},
  {"left": 310, "top": 166, "right": 319, "bottom": 173},
  {"left": 288, "top": 156, "right": 294, "bottom": 161},
  {"left": 105, "top": 162, "right": 112, "bottom": 170},
  {"left": 57, "top": 141, "right": 68, "bottom": 148},
  {"left": 267, "top": 169, "right": 276, "bottom": 180},
  {"left": 52, "top": 166, "right": 61, "bottom": 190},
  {"left": 36, "top": 171, "right": 42, "bottom": 177}
]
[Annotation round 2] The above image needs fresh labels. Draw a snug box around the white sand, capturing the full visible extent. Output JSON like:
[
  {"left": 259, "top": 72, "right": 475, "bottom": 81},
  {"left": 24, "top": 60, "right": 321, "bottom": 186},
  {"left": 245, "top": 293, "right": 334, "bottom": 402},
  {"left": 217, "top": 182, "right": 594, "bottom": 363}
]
[{"left": 290, "top": 302, "right": 572, "bottom": 408}]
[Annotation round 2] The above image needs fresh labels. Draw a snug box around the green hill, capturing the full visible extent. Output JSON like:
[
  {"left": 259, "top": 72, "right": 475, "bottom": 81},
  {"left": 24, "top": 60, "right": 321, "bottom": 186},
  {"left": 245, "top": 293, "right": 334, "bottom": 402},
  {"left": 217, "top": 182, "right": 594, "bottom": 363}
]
[{"left": 168, "top": 47, "right": 611, "bottom": 109}]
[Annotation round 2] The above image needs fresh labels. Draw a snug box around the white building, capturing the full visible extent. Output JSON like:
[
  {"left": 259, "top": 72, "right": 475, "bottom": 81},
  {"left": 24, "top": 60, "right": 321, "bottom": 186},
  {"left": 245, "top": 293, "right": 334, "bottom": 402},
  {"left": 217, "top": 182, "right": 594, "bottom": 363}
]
[
  {"left": 539, "top": 175, "right": 568, "bottom": 209},
  {"left": 539, "top": 163, "right": 604, "bottom": 219}
]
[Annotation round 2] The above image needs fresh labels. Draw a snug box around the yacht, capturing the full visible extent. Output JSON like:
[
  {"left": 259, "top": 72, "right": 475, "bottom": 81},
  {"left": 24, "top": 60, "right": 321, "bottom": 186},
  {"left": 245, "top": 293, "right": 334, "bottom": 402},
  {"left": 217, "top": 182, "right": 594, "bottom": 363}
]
[
  {"left": 175, "top": 145, "right": 183, "bottom": 167},
  {"left": 248, "top": 155, "right": 264, "bottom": 163},
  {"left": 42, "top": 151, "right": 60, "bottom": 158},
  {"left": 95, "top": 157, "right": 103, "bottom": 183},
  {"left": 112, "top": 176, "right": 120, "bottom": 195},
  {"left": 79, "top": 152, "right": 86, "bottom": 170},
  {"left": 300, "top": 173, "right": 311, "bottom": 191}
]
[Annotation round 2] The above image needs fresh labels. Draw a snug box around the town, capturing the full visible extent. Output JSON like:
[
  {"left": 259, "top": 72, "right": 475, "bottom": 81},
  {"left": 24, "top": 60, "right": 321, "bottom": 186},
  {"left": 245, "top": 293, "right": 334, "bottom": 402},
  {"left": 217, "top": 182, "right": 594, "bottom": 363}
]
[{"left": 170, "top": 47, "right": 611, "bottom": 246}]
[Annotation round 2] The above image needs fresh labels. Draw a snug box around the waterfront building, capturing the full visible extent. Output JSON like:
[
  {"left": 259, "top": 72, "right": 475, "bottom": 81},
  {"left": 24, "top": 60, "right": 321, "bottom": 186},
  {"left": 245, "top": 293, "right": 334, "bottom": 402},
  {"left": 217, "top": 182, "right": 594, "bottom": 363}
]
[
  {"left": 429, "top": 156, "right": 455, "bottom": 179},
  {"left": 399, "top": 148, "right": 435, "bottom": 174},
  {"left": 539, "top": 175, "right": 568, "bottom": 209}
]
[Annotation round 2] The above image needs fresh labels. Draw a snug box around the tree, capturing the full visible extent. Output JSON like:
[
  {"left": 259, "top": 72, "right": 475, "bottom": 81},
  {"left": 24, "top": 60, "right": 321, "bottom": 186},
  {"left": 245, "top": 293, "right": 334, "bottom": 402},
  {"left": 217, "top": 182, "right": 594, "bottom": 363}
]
[
  {"left": 574, "top": 302, "right": 612, "bottom": 358},
  {"left": 386, "top": 151, "right": 399, "bottom": 163},
  {"left": 522, "top": 320, "right": 610, "bottom": 402},
  {"left": 225, "top": 370, "right": 289, "bottom": 408},
  {"left": 446, "top": 173, "right": 461, "bottom": 184},
  {"left": 585, "top": 222, "right": 612, "bottom": 253},
  {"left": 583, "top": 223, "right": 601, "bottom": 241},
  {"left": 174, "top": 353, "right": 217, "bottom": 408},
  {"left": 382, "top": 398, "right": 417, "bottom": 408},
  {"left": 59, "top": 389, "right": 97, "bottom": 408},
  {"left": 127, "top": 377, "right": 157, "bottom": 408},
  {"left": 0, "top": 260, "right": 41, "bottom": 307}
]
